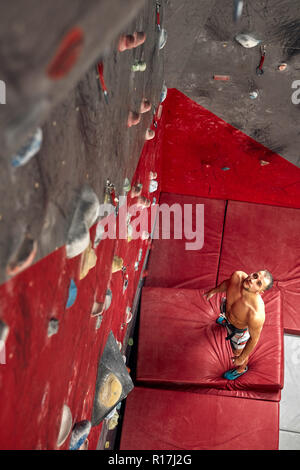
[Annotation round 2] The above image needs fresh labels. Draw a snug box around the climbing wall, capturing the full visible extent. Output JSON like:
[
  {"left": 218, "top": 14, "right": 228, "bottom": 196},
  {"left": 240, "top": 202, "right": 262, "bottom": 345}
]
[{"left": 0, "top": 0, "right": 167, "bottom": 450}]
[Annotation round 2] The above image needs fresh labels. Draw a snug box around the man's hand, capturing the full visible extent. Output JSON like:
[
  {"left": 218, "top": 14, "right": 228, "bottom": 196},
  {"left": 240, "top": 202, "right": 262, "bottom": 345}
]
[
  {"left": 203, "top": 289, "right": 216, "bottom": 301},
  {"left": 204, "top": 279, "right": 230, "bottom": 301}
]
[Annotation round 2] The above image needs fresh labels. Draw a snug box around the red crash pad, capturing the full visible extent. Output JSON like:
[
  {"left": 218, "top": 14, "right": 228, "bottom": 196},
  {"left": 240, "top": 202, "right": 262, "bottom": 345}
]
[
  {"left": 120, "top": 387, "right": 279, "bottom": 450},
  {"left": 145, "top": 193, "right": 226, "bottom": 289},
  {"left": 217, "top": 200, "right": 300, "bottom": 335},
  {"left": 136, "top": 287, "right": 283, "bottom": 399}
]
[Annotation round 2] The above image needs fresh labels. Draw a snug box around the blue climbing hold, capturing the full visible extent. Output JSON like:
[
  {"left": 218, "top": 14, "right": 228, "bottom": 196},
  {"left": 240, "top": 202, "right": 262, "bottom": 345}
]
[
  {"left": 69, "top": 420, "right": 91, "bottom": 450},
  {"left": 11, "top": 127, "right": 43, "bottom": 167},
  {"left": 66, "top": 279, "right": 77, "bottom": 308}
]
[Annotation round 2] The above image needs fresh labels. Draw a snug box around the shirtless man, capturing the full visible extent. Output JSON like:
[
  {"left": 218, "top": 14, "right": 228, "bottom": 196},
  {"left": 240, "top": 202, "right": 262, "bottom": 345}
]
[{"left": 204, "top": 270, "right": 273, "bottom": 380}]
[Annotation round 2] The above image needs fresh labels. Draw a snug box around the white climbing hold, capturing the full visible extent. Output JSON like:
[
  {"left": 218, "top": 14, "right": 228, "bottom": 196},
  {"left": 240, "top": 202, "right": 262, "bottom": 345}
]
[
  {"left": 158, "top": 28, "right": 167, "bottom": 50},
  {"left": 160, "top": 83, "right": 167, "bottom": 103},
  {"left": 11, "top": 127, "right": 43, "bottom": 167},
  {"left": 235, "top": 33, "right": 261, "bottom": 48},
  {"left": 66, "top": 185, "right": 100, "bottom": 258},
  {"left": 149, "top": 180, "right": 158, "bottom": 193},
  {"left": 57, "top": 404, "right": 73, "bottom": 447},
  {"left": 47, "top": 318, "right": 59, "bottom": 337},
  {"left": 104, "top": 289, "right": 112, "bottom": 311}
]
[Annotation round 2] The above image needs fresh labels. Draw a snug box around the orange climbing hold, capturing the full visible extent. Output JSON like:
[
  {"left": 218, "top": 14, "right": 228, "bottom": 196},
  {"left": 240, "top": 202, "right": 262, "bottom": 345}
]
[{"left": 118, "top": 31, "right": 146, "bottom": 52}]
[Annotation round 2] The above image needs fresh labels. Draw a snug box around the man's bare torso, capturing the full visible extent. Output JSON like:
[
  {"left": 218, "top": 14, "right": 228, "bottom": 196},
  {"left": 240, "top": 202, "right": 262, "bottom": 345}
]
[{"left": 226, "top": 272, "right": 265, "bottom": 329}]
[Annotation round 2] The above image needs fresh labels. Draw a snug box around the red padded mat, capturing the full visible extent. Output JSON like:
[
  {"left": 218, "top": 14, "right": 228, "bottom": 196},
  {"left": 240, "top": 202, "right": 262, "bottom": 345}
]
[
  {"left": 145, "top": 193, "right": 226, "bottom": 289},
  {"left": 136, "top": 287, "right": 283, "bottom": 398},
  {"left": 120, "top": 387, "right": 279, "bottom": 450},
  {"left": 217, "top": 200, "right": 300, "bottom": 334}
]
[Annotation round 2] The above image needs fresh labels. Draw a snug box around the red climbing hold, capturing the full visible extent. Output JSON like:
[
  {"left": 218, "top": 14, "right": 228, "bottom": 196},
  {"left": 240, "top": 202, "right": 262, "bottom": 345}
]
[{"left": 46, "top": 27, "right": 84, "bottom": 80}]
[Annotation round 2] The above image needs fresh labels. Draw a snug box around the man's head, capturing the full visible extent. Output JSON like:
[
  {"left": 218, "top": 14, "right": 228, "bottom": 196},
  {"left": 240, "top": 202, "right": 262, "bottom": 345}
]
[{"left": 243, "top": 269, "right": 273, "bottom": 294}]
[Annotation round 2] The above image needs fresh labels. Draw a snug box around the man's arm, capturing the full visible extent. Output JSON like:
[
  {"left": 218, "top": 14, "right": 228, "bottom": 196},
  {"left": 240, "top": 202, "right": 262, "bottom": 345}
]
[
  {"left": 204, "top": 279, "right": 229, "bottom": 300},
  {"left": 234, "top": 311, "right": 264, "bottom": 366}
]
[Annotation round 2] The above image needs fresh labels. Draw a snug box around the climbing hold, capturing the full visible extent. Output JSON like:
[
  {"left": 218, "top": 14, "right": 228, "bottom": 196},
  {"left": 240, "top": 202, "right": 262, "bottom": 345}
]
[
  {"left": 66, "top": 279, "right": 77, "bottom": 309},
  {"left": 133, "top": 31, "right": 146, "bottom": 48},
  {"left": 138, "top": 61, "right": 147, "bottom": 71},
  {"left": 6, "top": 235, "right": 37, "bottom": 277},
  {"left": 145, "top": 128, "right": 155, "bottom": 140},
  {"left": 127, "top": 111, "right": 141, "bottom": 127},
  {"left": 160, "top": 82, "right": 167, "bottom": 103},
  {"left": 107, "top": 411, "right": 119, "bottom": 430},
  {"left": 0, "top": 320, "right": 9, "bottom": 344},
  {"left": 149, "top": 171, "right": 157, "bottom": 180},
  {"left": 128, "top": 338, "right": 134, "bottom": 346},
  {"left": 278, "top": 63, "right": 287, "bottom": 71},
  {"left": 140, "top": 98, "right": 152, "bottom": 114},
  {"left": 221, "top": 167, "right": 231, "bottom": 171},
  {"left": 125, "top": 306, "right": 133, "bottom": 324},
  {"left": 118, "top": 34, "right": 135, "bottom": 52},
  {"left": 95, "top": 315, "right": 103, "bottom": 330},
  {"left": 233, "top": 0, "right": 244, "bottom": 22},
  {"left": 104, "top": 289, "right": 112, "bottom": 310},
  {"left": 123, "top": 277, "right": 129, "bottom": 294},
  {"left": 66, "top": 185, "right": 100, "bottom": 258},
  {"left": 47, "top": 27, "right": 84, "bottom": 80},
  {"left": 123, "top": 178, "right": 131, "bottom": 194},
  {"left": 149, "top": 180, "right": 158, "bottom": 193},
  {"left": 213, "top": 75, "right": 230, "bottom": 81},
  {"left": 79, "top": 242, "right": 97, "bottom": 280},
  {"left": 158, "top": 28, "right": 167, "bottom": 50},
  {"left": 112, "top": 256, "right": 123, "bottom": 273},
  {"left": 47, "top": 318, "right": 59, "bottom": 337},
  {"left": 137, "top": 196, "right": 151, "bottom": 208},
  {"left": 260, "top": 160, "right": 270, "bottom": 166},
  {"left": 11, "top": 127, "right": 43, "bottom": 167},
  {"left": 91, "top": 301, "right": 104, "bottom": 317},
  {"left": 69, "top": 420, "right": 91, "bottom": 451},
  {"left": 57, "top": 404, "right": 73, "bottom": 448},
  {"left": 249, "top": 90, "right": 259, "bottom": 99},
  {"left": 118, "top": 31, "right": 146, "bottom": 52},
  {"left": 130, "top": 183, "right": 143, "bottom": 198},
  {"left": 99, "top": 373, "right": 122, "bottom": 408},
  {"left": 105, "top": 441, "right": 110, "bottom": 449},
  {"left": 131, "top": 60, "right": 147, "bottom": 72},
  {"left": 256, "top": 45, "right": 266, "bottom": 76},
  {"left": 235, "top": 33, "right": 261, "bottom": 48}
]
